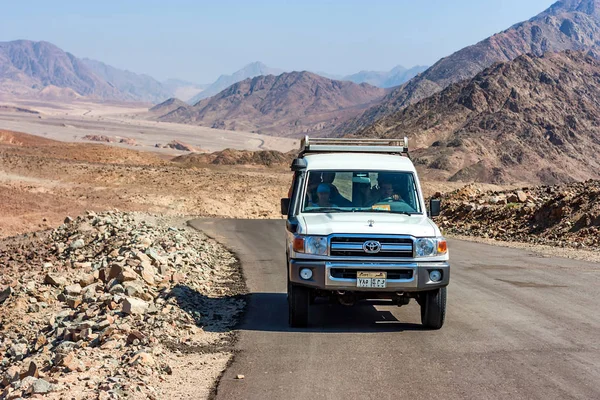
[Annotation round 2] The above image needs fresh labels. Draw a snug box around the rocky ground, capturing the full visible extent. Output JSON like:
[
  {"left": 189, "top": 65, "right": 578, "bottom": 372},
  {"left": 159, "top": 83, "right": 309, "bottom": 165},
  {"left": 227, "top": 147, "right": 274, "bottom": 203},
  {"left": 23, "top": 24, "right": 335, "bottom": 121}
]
[
  {"left": 0, "top": 130, "right": 293, "bottom": 239},
  {"left": 0, "top": 211, "right": 246, "bottom": 399},
  {"left": 438, "top": 180, "right": 600, "bottom": 250}
]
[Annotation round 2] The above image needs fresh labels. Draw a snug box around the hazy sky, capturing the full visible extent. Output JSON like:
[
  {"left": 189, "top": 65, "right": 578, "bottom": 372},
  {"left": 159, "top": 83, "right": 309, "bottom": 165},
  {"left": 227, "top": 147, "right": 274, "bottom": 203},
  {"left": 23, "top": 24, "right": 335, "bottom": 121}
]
[{"left": 0, "top": 0, "right": 556, "bottom": 83}]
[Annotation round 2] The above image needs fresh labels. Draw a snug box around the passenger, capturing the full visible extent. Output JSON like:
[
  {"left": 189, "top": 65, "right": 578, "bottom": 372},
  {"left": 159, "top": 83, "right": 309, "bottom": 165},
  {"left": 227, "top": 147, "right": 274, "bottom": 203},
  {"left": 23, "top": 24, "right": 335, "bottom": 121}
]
[
  {"left": 306, "top": 173, "right": 322, "bottom": 204},
  {"left": 311, "top": 183, "right": 338, "bottom": 208}
]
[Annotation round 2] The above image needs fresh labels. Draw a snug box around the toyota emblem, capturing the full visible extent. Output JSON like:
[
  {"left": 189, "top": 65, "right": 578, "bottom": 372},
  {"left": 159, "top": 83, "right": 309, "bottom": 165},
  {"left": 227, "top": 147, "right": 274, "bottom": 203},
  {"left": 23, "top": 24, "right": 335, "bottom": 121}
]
[{"left": 363, "top": 240, "right": 382, "bottom": 254}]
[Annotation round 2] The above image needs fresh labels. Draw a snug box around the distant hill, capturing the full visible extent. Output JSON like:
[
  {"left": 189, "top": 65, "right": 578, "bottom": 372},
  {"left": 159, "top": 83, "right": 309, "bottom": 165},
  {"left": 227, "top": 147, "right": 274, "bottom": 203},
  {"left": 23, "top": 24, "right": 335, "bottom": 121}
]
[
  {"left": 187, "top": 62, "right": 284, "bottom": 104},
  {"left": 0, "top": 40, "right": 121, "bottom": 99},
  {"left": 81, "top": 58, "right": 172, "bottom": 103},
  {"left": 161, "top": 79, "right": 208, "bottom": 102},
  {"left": 354, "top": 51, "right": 600, "bottom": 185},
  {"left": 149, "top": 97, "right": 190, "bottom": 116},
  {"left": 0, "top": 40, "right": 204, "bottom": 103},
  {"left": 155, "top": 71, "right": 387, "bottom": 136},
  {"left": 338, "top": 0, "right": 600, "bottom": 134},
  {"left": 343, "top": 65, "right": 428, "bottom": 88}
]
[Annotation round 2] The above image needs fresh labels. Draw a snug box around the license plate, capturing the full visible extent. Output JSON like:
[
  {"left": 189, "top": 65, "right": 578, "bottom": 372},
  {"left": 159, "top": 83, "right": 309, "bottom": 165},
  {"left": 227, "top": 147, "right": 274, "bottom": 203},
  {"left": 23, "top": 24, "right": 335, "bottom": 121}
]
[{"left": 356, "top": 271, "right": 387, "bottom": 288}]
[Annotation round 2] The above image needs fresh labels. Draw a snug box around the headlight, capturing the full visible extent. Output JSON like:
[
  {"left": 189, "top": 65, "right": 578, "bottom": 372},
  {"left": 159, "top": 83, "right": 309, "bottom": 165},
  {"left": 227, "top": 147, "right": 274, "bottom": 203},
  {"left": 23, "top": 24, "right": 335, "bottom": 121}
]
[
  {"left": 415, "top": 237, "right": 447, "bottom": 257},
  {"left": 304, "top": 236, "right": 328, "bottom": 255}
]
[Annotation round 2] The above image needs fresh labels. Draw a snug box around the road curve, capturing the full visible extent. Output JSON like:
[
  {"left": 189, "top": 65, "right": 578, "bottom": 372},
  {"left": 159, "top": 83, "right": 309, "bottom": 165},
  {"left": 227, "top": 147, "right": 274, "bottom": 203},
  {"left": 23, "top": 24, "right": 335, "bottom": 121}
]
[{"left": 189, "top": 219, "right": 600, "bottom": 400}]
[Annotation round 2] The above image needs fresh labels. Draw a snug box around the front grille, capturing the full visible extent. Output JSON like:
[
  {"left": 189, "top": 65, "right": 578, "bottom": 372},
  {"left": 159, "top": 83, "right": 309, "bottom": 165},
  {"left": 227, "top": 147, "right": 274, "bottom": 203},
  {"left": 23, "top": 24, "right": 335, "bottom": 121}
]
[
  {"left": 330, "top": 236, "right": 413, "bottom": 258},
  {"left": 331, "top": 268, "right": 413, "bottom": 280}
]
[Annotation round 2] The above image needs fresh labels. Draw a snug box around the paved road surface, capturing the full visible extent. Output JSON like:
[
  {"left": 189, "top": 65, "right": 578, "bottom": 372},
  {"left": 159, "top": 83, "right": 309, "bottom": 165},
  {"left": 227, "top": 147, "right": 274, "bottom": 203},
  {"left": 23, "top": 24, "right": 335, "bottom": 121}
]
[{"left": 189, "top": 219, "right": 600, "bottom": 400}]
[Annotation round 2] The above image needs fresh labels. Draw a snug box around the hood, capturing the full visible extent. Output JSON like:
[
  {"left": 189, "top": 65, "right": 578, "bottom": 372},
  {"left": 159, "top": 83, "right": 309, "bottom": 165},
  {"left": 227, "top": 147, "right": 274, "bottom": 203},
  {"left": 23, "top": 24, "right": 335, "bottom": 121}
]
[{"left": 298, "top": 212, "right": 439, "bottom": 237}]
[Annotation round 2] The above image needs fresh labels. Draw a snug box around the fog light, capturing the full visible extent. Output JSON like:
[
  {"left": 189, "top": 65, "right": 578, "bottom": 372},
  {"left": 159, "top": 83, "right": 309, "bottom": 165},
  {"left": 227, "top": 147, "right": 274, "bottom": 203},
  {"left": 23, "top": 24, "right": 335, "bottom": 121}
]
[
  {"left": 300, "top": 268, "right": 313, "bottom": 280},
  {"left": 429, "top": 270, "right": 442, "bottom": 282}
]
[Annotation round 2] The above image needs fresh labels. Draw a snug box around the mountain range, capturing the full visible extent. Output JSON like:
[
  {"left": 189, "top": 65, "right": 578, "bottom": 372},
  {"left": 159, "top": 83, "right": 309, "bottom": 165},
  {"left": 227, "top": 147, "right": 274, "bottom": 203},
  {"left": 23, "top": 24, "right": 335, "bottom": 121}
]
[
  {"left": 0, "top": 40, "right": 422, "bottom": 104},
  {"left": 0, "top": 40, "right": 121, "bottom": 99},
  {"left": 80, "top": 58, "right": 172, "bottom": 103},
  {"left": 355, "top": 50, "right": 600, "bottom": 185},
  {"left": 153, "top": 71, "right": 387, "bottom": 136},
  {"left": 337, "top": 0, "right": 600, "bottom": 135},
  {"left": 186, "top": 63, "right": 428, "bottom": 105},
  {"left": 342, "top": 65, "right": 429, "bottom": 88},
  {"left": 186, "top": 62, "right": 284, "bottom": 104}
]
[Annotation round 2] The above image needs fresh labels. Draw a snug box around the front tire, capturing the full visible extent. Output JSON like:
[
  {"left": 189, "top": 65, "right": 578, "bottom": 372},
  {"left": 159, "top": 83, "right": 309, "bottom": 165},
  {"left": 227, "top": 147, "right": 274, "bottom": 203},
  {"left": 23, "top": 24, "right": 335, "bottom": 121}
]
[
  {"left": 288, "top": 283, "right": 309, "bottom": 328},
  {"left": 420, "top": 287, "right": 446, "bottom": 330}
]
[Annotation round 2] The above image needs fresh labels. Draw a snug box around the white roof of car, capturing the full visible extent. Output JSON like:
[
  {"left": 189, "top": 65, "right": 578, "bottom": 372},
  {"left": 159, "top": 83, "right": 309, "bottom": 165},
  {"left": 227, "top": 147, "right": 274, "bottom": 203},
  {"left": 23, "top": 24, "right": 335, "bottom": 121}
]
[{"left": 303, "top": 153, "right": 416, "bottom": 172}]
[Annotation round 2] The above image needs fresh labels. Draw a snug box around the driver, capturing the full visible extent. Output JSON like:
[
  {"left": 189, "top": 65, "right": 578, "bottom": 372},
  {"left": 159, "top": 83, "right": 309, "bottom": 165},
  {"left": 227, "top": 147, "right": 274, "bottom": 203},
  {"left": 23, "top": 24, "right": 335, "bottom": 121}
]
[{"left": 375, "top": 174, "right": 403, "bottom": 203}]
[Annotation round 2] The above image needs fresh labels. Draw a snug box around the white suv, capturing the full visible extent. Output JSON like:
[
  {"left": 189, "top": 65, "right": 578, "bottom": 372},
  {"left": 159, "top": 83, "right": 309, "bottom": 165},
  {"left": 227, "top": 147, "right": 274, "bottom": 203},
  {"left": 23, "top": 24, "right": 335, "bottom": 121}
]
[{"left": 281, "top": 137, "right": 449, "bottom": 329}]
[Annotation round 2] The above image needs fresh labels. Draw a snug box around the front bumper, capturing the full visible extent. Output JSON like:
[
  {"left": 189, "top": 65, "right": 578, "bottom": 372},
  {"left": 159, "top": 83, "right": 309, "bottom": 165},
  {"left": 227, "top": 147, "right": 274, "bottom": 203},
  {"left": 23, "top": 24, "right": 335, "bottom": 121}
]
[{"left": 289, "top": 259, "right": 449, "bottom": 291}]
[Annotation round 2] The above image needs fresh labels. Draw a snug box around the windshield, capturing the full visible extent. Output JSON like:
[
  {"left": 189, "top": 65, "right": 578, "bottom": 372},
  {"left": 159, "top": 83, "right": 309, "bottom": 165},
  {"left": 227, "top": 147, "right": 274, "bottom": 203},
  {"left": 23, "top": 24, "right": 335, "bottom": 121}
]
[{"left": 301, "top": 170, "right": 422, "bottom": 214}]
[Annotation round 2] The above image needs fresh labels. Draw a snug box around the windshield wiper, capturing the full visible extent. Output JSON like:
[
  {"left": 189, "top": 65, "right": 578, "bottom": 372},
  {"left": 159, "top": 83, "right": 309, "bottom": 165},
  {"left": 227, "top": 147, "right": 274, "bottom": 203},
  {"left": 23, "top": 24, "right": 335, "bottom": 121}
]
[
  {"left": 353, "top": 209, "right": 419, "bottom": 216},
  {"left": 304, "top": 207, "right": 346, "bottom": 213}
]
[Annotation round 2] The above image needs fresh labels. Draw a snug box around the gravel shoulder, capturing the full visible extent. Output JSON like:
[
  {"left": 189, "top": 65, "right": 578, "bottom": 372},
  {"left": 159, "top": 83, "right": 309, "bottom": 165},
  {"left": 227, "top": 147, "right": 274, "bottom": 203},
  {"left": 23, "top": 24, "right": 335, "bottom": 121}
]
[{"left": 0, "top": 211, "right": 247, "bottom": 399}]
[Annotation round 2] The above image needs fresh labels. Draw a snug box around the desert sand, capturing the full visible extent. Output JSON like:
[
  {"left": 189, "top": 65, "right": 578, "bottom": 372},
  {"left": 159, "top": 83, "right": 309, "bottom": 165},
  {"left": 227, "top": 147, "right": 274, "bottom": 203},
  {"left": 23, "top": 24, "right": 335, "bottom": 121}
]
[{"left": 0, "top": 98, "right": 298, "bottom": 156}]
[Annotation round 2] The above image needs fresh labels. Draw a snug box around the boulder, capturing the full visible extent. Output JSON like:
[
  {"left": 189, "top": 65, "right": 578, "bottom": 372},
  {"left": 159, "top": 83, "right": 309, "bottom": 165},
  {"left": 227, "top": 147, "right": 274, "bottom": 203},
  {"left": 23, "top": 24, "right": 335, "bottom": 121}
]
[
  {"left": 118, "top": 267, "right": 138, "bottom": 282},
  {"left": 64, "top": 284, "right": 82, "bottom": 296},
  {"left": 130, "top": 352, "right": 155, "bottom": 366},
  {"left": 70, "top": 238, "right": 85, "bottom": 249},
  {"left": 122, "top": 297, "right": 149, "bottom": 315},
  {"left": 44, "top": 274, "right": 68, "bottom": 287},
  {"left": 516, "top": 190, "right": 528, "bottom": 203},
  {"left": 31, "top": 378, "right": 53, "bottom": 394},
  {"left": 0, "top": 286, "right": 13, "bottom": 304}
]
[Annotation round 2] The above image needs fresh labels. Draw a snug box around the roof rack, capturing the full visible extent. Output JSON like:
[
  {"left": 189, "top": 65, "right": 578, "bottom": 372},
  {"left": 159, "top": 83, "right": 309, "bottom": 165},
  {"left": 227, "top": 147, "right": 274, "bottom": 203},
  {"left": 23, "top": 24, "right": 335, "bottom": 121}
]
[{"left": 299, "top": 136, "right": 409, "bottom": 156}]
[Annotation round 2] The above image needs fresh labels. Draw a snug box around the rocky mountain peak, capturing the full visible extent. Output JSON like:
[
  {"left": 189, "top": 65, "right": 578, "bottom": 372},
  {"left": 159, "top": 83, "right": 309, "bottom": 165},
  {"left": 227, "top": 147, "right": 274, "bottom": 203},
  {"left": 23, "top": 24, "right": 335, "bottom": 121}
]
[{"left": 549, "top": 0, "right": 600, "bottom": 15}]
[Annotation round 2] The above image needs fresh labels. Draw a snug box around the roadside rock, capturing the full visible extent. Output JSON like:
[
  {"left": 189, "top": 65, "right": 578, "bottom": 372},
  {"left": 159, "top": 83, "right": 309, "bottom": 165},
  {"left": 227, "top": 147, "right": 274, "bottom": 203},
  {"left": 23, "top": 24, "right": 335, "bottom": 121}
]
[
  {"left": 30, "top": 378, "right": 53, "bottom": 394},
  {"left": 440, "top": 180, "right": 600, "bottom": 249},
  {"left": 70, "top": 238, "right": 85, "bottom": 249},
  {"left": 0, "top": 287, "right": 13, "bottom": 304},
  {"left": 0, "top": 211, "right": 246, "bottom": 398},
  {"left": 44, "top": 274, "right": 68, "bottom": 287},
  {"left": 122, "top": 297, "right": 148, "bottom": 315},
  {"left": 64, "top": 284, "right": 82, "bottom": 296}
]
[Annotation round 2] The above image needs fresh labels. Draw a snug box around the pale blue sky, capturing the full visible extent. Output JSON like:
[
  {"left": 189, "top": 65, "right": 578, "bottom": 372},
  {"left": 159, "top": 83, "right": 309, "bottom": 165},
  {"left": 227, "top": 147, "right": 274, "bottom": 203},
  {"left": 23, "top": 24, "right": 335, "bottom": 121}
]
[{"left": 0, "top": 0, "right": 556, "bottom": 83}]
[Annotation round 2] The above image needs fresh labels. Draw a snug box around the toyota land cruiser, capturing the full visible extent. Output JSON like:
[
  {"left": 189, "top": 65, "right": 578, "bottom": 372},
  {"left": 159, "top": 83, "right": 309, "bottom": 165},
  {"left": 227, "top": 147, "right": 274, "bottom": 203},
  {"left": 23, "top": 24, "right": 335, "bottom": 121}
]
[{"left": 281, "top": 137, "right": 449, "bottom": 329}]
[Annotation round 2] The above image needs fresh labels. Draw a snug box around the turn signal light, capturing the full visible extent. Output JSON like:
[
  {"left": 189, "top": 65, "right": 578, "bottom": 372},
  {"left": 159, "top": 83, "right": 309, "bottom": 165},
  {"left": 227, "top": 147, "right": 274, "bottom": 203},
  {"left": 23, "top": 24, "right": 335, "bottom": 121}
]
[
  {"left": 437, "top": 240, "right": 448, "bottom": 254},
  {"left": 293, "top": 237, "right": 305, "bottom": 253}
]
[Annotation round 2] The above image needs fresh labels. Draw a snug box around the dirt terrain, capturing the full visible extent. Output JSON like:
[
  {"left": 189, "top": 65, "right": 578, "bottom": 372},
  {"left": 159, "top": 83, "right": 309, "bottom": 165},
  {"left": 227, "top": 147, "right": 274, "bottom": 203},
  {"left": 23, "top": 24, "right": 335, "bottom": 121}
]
[
  {"left": 0, "top": 130, "right": 297, "bottom": 239},
  {"left": 0, "top": 98, "right": 298, "bottom": 155}
]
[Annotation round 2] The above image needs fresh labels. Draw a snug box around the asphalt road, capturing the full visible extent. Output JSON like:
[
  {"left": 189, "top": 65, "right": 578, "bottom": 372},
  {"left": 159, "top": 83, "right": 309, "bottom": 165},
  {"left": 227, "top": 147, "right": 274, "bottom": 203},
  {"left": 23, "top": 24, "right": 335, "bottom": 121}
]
[{"left": 189, "top": 219, "right": 600, "bottom": 400}]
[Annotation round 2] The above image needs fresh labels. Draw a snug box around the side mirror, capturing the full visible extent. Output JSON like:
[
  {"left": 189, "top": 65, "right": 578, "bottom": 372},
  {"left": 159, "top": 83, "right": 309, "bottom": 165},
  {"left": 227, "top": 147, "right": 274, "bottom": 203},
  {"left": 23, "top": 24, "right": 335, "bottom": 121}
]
[
  {"left": 429, "top": 198, "right": 441, "bottom": 217},
  {"left": 281, "top": 198, "right": 291, "bottom": 215}
]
